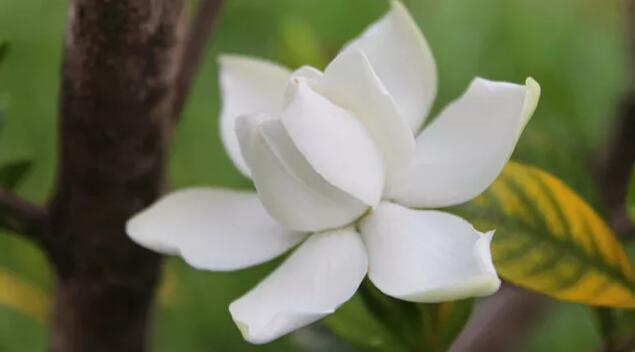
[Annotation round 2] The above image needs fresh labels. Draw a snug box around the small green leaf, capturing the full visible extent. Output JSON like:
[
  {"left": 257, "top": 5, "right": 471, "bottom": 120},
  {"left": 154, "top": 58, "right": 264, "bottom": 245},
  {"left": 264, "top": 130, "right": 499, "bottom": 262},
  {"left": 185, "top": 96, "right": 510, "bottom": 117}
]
[
  {"left": 324, "top": 294, "right": 405, "bottom": 352},
  {"left": 0, "top": 96, "right": 30, "bottom": 189},
  {"left": 325, "top": 282, "right": 474, "bottom": 352},
  {"left": 0, "top": 160, "right": 31, "bottom": 189},
  {"left": 356, "top": 281, "right": 423, "bottom": 351}
]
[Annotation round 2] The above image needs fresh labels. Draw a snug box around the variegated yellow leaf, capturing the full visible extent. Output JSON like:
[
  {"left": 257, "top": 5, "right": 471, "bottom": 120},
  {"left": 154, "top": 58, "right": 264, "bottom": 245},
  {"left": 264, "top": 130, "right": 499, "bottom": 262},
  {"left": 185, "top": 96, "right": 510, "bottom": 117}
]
[{"left": 453, "top": 162, "right": 635, "bottom": 308}]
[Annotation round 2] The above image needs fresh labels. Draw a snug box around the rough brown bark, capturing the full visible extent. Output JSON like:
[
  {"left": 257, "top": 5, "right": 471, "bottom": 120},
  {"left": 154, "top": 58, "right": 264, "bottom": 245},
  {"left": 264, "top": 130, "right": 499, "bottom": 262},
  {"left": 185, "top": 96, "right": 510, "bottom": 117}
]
[
  {"left": 0, "top": 0, "right": 224, "bottom": 349},
  {"left": 47, "top": 1, "right": 186, "bottom": 351}
]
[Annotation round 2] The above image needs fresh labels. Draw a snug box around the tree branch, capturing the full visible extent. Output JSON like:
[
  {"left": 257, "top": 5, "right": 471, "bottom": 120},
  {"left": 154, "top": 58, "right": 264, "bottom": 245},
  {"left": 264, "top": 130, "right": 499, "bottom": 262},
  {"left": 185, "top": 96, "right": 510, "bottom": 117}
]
[
  {"left": 48, "top": 1, "right": 186, "bottom": 350},
  {"left": 596, "top": 96, "right": 635, "bottom": 236},
  {"left": 599, "top": 333, "right": 635, "bottom": 352},
  {"left": 616, "top": 334, "right": 635, "bottom": 352},
  {"left": 0, "top": 187, "right": 47, "bottom": 241},
  {"left": 172, "top": 0, "right": 225, "bottom": 120},
  {"left": 595, "top": 0, "right": 635, "bottom": 236}
]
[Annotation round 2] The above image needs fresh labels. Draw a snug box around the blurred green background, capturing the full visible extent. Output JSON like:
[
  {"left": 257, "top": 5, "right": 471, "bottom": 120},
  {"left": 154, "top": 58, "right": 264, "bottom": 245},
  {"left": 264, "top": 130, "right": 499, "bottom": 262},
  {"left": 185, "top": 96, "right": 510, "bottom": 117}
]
[{"left": 0, "top": 0, "right": 629, "bottom": 350}]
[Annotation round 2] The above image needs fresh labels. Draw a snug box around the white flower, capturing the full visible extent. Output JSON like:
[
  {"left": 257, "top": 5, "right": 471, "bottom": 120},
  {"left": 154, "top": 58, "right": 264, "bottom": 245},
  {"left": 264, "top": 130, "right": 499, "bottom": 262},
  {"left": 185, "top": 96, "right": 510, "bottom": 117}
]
[{"left": 127, "top": 0, "right": 540, "bottom": 344}]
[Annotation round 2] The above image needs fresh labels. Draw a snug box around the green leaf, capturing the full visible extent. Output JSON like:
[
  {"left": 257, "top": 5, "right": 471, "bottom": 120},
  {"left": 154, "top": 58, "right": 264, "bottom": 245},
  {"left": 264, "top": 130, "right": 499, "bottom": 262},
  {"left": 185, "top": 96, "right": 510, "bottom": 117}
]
[
  {"left": 0, "top": 304, "right": 46, "bottom": 351},
  {"left": 591, "top": 307, "right": 618, "bottom": 346},
  {"left": 453, "top": 161, "right": 635, "bottom": 308},
  {"left": 627, "top": 167, "right": 635, "bottom": 224},
  {"left": 357, "top": 281, "right": 424, "bottom": 351},
  {"left": 0, "top": 42, "right": 9, "bottom": 64},
  {"left": 324, "top": 282, "right": 475, "bottom": 352},
  {"left": 601, "top": 243, "right": 635, "bottom": 343},
  {"left": 0, "top": 267, "right": 49, "bottom": 324},
  {"left": 0, "top": 160, "right": 31, "bottom": 190},
  {"left": 324, "top": 294, "right": 405, "bottom": 352},
  {"left": 419, "top": 300, "right": 474, "bottom": 352},
  {"left": 520, "top": 302, "right": 602, "bottom": 351}
]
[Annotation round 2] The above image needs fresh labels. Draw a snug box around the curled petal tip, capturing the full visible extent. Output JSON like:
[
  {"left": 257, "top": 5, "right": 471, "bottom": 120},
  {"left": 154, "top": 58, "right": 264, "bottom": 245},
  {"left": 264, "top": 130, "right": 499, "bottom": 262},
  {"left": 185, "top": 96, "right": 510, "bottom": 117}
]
[{"left": 520, "top": 77, "right": 541, "bottom": 130}]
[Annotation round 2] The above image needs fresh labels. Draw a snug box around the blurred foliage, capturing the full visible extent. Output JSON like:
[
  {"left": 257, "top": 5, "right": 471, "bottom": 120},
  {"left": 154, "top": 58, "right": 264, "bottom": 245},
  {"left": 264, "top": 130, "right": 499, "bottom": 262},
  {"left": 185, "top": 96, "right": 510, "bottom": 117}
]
[
  {"left": 0, "top": 160, "right": 31, "bottom": 190},
  {"left": 0, "top": 54, "right": 31, "bottom": 191},
  {"left": 0, "top": 156, "right": 39, "bottom": 330},
  {"left": 276, "top": 15, "right": 329, "bottom": 69},
  {"left": 325, "top": 283, "right": 474, "bottom": 352},
  {"left": 355, "top": 282, "right": 425, "bottom": 351},
  {"left": 0, "top": 43, "right": 9, "bottom": 63},
  {"left": 0, "top": 267, "right": 48, "bottom": 325},
  {"left": 0, "top": 38, "right": 47, "bottom": 349},
  {"left": 627, "top": 168, "right": 635, "bottom": 223},
  {"left": 0, "top": 0, "right": 631, "bottom": 351},
  {"left": 520, "top": 302, "right": 602, "bottom": 351},
  {"left": 418, "top": 300, "right": 474, "bottom": 351},
  {"left": 325, "top": 294, "right": 403, "bottom": 352},
  {"left": 591, "top": 244, "right": 635, "bottom": 347},
  {"left": 455, "top": 162, "right": 635, "bottom": 308},
  {"left": 325, "top": 283, "right": 473, "bottom": 352}
]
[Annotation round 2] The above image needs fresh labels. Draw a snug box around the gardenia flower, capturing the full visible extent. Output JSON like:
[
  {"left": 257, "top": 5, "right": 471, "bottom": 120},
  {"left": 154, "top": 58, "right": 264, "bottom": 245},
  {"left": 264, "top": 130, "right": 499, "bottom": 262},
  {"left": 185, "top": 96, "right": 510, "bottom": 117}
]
[{"left": 127, "top": 0, "right": 540, "bottom": 344}]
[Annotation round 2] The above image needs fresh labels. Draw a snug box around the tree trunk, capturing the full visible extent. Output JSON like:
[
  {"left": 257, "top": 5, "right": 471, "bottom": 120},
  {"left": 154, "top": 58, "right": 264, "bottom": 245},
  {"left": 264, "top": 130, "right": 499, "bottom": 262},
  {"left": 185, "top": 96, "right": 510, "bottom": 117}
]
[{"left": 47, "top": 1, "right": 185, "bottom": 350}]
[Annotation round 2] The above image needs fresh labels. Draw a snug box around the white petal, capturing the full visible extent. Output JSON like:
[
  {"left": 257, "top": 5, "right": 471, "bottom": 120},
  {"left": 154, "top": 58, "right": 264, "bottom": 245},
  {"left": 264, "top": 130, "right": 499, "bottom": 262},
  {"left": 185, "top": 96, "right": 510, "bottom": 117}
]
[
  {"left": 229, "top": 227, "right": 368, "bottom": 344},
  {"left": 281, "top": 66, "right": 324, "bottom": 106},
  {"left": 126, "top": 188, "right": 307, "bottom": 271},
  {"left": 219, "top": 55, "right": 291, "bottom": 177},
  {"left": 360, "top": 202, "right": 500, "bottom": 302},
  {"left": 320, "top": 49, "right": 415, "bottom": 185},
  {"left": 388, "top": 77, "right": 541, "bottom": 208},
  {"left": 345, "top": 0, "right": 437, "bottom": 132},
  {"left": 290, "top": 65, "right": 323, "bottom": 82},
  {"left": 236, "top": 114, "right": 368, "bottom": 232},
  {"left": 281, "top": 79, "right": 384, "bottom": 206}
]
